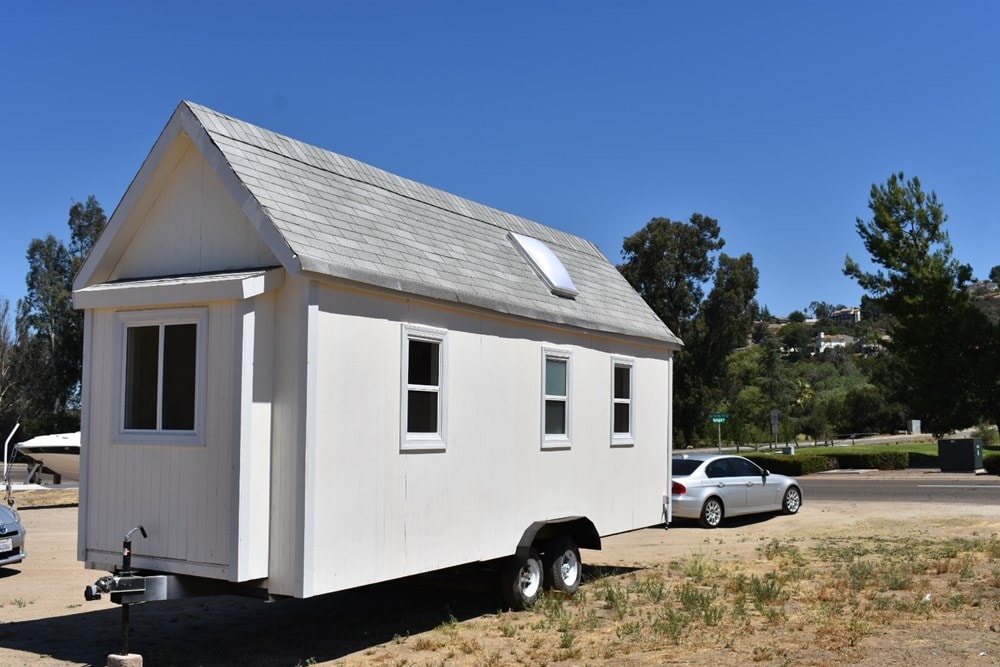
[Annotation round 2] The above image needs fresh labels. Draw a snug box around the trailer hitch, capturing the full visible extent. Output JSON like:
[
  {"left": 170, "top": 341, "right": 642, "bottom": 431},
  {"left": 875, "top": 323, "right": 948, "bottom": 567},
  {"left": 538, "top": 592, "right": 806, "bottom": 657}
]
[{"left": 84, "top": 525, "right": 147, "bottom": 655}]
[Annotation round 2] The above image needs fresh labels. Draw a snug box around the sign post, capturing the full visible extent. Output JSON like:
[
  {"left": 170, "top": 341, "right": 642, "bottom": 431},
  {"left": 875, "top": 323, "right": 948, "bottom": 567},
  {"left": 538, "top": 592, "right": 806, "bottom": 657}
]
[
  {"left": 709, "top": 412, "right": 729, "bottom": 453},
  {"left": 770, "top": 409, "right": 779, "bottom": 450}
]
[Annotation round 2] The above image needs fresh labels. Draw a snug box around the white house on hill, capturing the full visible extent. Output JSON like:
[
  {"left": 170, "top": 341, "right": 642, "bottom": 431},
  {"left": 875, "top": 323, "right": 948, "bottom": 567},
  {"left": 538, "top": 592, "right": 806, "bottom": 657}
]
[{"left": 72, "top": 102, "right": 681, "bottom": 605}]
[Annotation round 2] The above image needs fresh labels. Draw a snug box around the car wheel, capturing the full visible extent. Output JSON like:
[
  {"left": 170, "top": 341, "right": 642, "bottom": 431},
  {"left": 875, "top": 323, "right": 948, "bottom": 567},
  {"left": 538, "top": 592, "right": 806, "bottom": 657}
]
[
  {"left": 699, "top": 497, "right": 724, "bottom": 528},
  {"left": 500, "top": 548, "right": 543, "bottom": 610},
  {"left": 543, "top": 537, "right": 582, "bottom": 594},
  {"left": 782, "top": 486, "right": 802, "bottom": 515}
]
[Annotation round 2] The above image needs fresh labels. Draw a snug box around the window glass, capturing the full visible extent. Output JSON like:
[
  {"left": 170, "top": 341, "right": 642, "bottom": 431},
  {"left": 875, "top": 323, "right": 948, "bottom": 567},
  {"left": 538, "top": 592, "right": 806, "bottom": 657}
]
[
  {"left": 407, "top": 390, "right": 438, "bottom": 433},
  {"left": 408, "top": 340, "right": 439, "bottom": 386},
  {"left": 672, "top": 459, "right": 702, "bottom": 476},
  {"left": 731, "top": 458, "right": 762, "bottom": 476},
  {"left": 124, "top": 326, "right": 159, "bottom": 430},
  {"left": 706, "top": 460, "right": 734, "bottom": 478},
  {"left": 544, "top": 400, "right": 567, "bottom": 435},
  {"left": 613, "top": 366, "right": 630, "bottom": 399},
  {"left": 613, "top": 403, "right": 630, "bottom": 434},
  {"left": 545, "top": 358, "right": 567, "bottom": 396},
  {"left": 162, "top": 324, "right": 197, "bottom": 430}
]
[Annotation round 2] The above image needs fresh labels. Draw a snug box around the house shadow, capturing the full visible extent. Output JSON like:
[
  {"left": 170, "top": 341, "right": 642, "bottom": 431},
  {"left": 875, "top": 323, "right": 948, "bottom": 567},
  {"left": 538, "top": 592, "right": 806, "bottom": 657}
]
[
  {"left": 0, "top": 567, "right": 508, "bottom": 666},
  {"left": 0, "top": 558, "right": 644, "bottom": 666}
]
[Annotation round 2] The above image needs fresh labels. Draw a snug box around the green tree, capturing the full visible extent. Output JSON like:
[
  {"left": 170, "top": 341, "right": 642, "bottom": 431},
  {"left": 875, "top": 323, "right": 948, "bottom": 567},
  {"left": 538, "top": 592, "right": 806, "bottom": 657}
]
[
  {"left": 620, "top": 215, "right": 759, "bottom": 446},
  {"left": 619, "top": 214, "right": 723, "bottom": 340},
  {"left": 989, "top": 265, "right": 1000, "bottom": 283},
  {"left": 844, "top": 173, "right": 998, "bottom": 432},
  {"left": 13, "top": 196, "right": 106, "bottom": 434}
]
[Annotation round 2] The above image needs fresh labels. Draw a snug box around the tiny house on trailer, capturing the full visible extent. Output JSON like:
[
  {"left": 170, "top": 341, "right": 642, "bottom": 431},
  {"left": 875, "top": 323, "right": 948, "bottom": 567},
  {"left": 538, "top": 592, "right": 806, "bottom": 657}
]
[{"left": 74, "top": 102, "right": 681, "bottom": 610}]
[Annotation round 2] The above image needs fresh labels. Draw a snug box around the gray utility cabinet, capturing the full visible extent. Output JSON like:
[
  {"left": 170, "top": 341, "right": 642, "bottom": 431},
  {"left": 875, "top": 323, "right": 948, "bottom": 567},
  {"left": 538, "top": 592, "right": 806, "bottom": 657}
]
[{"left": 937, "top": 438, "right": 984, "bottom": 472}]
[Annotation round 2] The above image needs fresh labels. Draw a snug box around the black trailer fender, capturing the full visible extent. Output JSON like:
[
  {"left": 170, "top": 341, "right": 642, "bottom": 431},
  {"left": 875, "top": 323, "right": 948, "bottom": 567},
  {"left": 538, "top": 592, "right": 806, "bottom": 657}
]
[{"left": 515, "top": 516, "right": 600, "bottom": 558}]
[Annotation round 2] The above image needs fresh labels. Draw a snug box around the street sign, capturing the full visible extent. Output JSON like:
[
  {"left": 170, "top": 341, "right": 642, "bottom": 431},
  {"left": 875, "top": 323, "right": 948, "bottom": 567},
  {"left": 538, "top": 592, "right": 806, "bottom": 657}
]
[{"left": 710, "top": 412, "right": 729, "bottom": 424}]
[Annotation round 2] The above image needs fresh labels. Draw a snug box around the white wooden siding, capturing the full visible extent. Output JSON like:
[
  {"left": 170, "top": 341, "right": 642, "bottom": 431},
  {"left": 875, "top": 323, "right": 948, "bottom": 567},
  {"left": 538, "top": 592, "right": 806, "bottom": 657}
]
[
  {"left": 298, "top": 283, "right": 671, "bottom": 596},
  {"left": 108, "top": 136, "right": 275, "bottom": 282},
  {"left": 81, "top": 301, "right": 238, "bottom": 578}
]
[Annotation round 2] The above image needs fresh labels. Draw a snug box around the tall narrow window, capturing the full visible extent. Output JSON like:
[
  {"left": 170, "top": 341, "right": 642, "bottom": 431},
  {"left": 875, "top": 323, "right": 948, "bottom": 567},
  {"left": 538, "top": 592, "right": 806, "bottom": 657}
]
[
  {"left": 402, "top": 325, "right": 447, "bottom": 450},
  {"left": 542, "top": 348, "right": 572, "bottom": 448},
  {"left": 119, "top": 308, "right": 205, "bottom": 443},
  {"left": 612, "top": 357, "right": 635, "bottom": 446}
]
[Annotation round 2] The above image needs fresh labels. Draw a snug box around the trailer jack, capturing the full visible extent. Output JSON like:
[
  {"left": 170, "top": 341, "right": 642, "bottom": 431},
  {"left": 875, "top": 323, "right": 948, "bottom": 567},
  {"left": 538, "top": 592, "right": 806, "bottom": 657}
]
[{"left": 85, "top": 526, "right": 147, "bottom": 655}]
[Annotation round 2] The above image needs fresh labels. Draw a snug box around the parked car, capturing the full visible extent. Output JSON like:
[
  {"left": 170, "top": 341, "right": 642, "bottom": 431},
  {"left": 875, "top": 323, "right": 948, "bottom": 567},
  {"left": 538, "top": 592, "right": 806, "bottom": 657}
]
[
  {"left": 0, "top": 504, "right": 26, "bottom": 566},
  {"left": 671, "top": 454, "right": 802, "bottom": 528}
]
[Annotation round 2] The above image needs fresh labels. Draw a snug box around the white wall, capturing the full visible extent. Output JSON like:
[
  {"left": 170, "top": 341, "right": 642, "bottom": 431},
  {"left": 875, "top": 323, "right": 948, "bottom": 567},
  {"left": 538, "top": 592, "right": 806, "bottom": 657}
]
[
  {"left": 109, "top": 136, "right": 276, "bottom": 282},
  {"left": 297, "top": 283, "right": 672, "bottom": 596},
  {"left": 81, "top": 301, "right": 239, "bottom": 578}
]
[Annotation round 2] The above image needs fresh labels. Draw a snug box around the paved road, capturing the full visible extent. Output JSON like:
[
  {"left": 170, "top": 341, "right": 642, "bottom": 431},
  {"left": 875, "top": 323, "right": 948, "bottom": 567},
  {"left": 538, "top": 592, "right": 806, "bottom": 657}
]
[{"left": 801, "top": 474, "right": 1000, "bottom": 504}]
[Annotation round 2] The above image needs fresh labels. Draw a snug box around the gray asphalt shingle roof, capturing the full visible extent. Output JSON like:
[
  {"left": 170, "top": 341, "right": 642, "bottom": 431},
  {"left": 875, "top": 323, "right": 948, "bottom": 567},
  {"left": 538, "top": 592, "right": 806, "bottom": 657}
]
[{"left": 184, "top": 101, "right": 680, "bottom": 346}]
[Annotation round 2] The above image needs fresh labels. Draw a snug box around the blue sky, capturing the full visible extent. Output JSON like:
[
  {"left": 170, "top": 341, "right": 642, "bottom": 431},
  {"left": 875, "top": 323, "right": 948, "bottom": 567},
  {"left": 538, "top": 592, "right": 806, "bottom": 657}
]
[{"left": 2, "top": 1, "right": 997, "bottom": 318}]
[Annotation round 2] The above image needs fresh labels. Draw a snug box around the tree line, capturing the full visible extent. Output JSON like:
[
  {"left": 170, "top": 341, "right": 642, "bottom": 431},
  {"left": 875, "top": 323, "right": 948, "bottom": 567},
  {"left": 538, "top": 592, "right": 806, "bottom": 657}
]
[
  {"left": 619, "top": 172, "right": 1000, "bottom": 447},
  {"left": 0, "top": 196, "right": 106, "bottom": 440},
  {"left": 3, "top": 174, "right": 998, "bottom": 448}
]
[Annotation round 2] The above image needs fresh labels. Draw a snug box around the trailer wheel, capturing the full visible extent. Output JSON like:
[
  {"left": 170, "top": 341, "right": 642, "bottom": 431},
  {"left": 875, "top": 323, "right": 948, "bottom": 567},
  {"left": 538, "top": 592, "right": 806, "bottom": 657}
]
[
  {"left": 543, "top": 537, "right": 581, "bottom": 594},
  {"left": 500, "top": 548, "right": 543, "bottom": 610}
]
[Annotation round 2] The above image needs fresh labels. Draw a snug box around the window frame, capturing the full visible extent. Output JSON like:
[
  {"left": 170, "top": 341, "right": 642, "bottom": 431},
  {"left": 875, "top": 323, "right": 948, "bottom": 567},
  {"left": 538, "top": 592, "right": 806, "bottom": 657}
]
[
  {"left": 400, "top": 324, "right": 448, "bottom": 452},
  {"left": 541, "top": 347, "right": 572, "bottom": 450},
  {"left": 114, "top": 308, "right": 207, "bottom": 446},
  {"left": 611, "top": 355, "right": 635, "bottom": 447}
]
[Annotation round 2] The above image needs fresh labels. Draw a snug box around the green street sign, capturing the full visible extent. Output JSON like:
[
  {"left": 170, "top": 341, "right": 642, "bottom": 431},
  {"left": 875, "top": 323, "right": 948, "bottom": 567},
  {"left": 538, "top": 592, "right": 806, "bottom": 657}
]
[{"left": 710, "top": 412, "right": 729, "bottom": 423}]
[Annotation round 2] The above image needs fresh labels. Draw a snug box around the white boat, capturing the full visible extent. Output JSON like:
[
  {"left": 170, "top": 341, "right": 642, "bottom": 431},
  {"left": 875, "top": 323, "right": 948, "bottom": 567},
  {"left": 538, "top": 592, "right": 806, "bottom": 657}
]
[{"left": 15, "top": 432, "right": 81, "bottom": 482}]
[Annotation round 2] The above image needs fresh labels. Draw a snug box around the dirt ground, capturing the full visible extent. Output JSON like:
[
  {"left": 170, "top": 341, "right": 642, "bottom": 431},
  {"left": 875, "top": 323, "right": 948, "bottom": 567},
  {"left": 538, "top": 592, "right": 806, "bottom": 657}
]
[{"left": 1, "top": 487, "right": 999, "bottom": 666}]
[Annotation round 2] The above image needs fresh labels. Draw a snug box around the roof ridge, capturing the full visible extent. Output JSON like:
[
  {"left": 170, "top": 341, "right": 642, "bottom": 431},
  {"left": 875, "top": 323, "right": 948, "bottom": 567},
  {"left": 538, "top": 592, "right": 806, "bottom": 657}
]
[{"left": 184, "top": 102, "right": 598, "bottom": 257}]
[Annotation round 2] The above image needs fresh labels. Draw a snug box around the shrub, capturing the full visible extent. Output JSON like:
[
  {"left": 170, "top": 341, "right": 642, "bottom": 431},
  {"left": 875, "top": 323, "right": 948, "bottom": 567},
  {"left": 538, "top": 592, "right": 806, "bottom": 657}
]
[
  {"left": 973, "top": 423, "right": 998, "bottom": 446},
  {"left": 984, "top": 456, "right": 1000, "bottom": 476},
  {"left": 832, "top": 451, "right": 909, "bottom": 470},
  {"left": 745, "top": 453, "right": 832, "bottom": 476}
]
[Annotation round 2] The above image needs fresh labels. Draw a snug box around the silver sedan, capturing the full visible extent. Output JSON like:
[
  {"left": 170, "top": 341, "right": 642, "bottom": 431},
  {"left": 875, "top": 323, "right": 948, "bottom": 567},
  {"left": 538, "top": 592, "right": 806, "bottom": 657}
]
[
  {"left": 0, "top": 504, "right": 26, "bottom": 567},
  {"left": 671, "top": 454, "right": 802, "bottom": 528}
]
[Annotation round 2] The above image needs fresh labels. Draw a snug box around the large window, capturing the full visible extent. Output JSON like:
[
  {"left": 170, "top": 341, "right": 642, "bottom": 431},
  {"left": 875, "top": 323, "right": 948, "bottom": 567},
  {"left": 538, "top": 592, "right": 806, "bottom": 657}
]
[
  {"left": 542, "top": 348, "right": 572, "bottom": 449},
  {"left": 401, "top": 324, "right": 447, "bottom": 450},
  {"left": 611, "top": 357, "right": 634, "bottom": 446},
  {"left": 118, "top": 308, "right": 206, "bottom": 443}
]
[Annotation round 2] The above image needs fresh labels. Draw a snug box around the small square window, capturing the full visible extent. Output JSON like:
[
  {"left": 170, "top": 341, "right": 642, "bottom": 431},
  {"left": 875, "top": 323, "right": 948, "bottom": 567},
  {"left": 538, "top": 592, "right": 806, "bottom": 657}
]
[
  {"left": 401, "top": 325, "right": 447, "bottom": 450},
  {"left": 117, "top": 308, "right": 206, "bottom": 446}
]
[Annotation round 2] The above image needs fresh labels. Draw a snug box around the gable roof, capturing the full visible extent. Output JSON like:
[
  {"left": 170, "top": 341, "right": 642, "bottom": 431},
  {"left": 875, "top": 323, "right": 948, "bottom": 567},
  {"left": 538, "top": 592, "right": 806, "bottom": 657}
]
[{"left": 77, "top": 101, "right": 680, "bottom": 347}]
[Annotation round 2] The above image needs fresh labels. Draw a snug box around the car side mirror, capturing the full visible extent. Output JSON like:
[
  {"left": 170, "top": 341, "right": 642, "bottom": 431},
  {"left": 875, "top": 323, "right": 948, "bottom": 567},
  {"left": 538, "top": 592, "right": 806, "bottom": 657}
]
[{"left": 762, "top": 469, "right": 770, "bottom": 479}]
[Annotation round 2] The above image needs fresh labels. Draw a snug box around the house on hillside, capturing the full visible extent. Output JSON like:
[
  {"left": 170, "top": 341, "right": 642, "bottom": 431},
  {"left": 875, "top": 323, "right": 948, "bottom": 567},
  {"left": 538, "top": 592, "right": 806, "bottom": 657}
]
[
  {"left": 72, "top": 101, "right": 681, "bottom": 602},
  {"left": 815, "top": 332, "right": 855, "bottom": 354},
  {"left": 830, "top": 307, "right": 862, "bottom": 324}
]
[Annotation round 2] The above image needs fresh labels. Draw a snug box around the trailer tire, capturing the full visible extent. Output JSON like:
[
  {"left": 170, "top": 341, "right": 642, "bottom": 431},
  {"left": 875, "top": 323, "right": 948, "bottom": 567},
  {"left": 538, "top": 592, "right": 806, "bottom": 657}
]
[
  {"left": 543, "top": 537, "right": 581, "bottom": 594},
  {"left": 500, "top": 548, "right": 543, "bottom": 610}
]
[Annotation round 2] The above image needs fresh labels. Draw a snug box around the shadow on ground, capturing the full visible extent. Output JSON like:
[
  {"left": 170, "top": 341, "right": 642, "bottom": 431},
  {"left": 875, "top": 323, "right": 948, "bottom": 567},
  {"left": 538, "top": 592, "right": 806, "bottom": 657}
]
[{"left": 0, "top": 561, "right": 641, "bottom": 666}]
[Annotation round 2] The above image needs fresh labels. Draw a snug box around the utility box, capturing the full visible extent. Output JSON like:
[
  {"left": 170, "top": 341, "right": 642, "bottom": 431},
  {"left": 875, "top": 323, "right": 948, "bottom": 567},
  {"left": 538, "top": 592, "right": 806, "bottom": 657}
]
[
  {"left": 938, "top": 438, "right": 984, "bottom": 472},
  {"left": 907, "top": 420, "right": 921, "bottom": 435}
]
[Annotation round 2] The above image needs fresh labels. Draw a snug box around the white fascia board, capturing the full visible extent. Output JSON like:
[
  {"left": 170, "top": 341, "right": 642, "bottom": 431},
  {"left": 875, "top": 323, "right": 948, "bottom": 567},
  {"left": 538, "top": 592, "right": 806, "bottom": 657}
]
[{"left": 73, "top": 268, "right": 284, "bottom": 310}]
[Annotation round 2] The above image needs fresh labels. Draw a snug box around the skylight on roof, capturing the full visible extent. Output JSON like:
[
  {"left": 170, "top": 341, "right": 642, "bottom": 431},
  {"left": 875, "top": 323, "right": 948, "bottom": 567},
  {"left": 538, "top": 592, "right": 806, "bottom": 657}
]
[{"left": 508, "top": 232, "right": 579, "bottom": 299}]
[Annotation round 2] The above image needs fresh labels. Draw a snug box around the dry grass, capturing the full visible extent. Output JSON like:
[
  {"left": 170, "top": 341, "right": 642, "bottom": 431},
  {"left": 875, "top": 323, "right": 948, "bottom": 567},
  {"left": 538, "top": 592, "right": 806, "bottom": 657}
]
[{"left": 346, "top": 532, "right": 1000, "bottom": 666}]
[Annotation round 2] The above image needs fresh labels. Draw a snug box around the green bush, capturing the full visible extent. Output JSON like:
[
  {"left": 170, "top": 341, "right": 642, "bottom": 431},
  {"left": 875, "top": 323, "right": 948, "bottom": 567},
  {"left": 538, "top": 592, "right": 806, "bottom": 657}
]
[
  {"left": 745, "top": 453, "right": 833, "bottom": 476},
  {"left": 984, "top": 456, "right": 1000, "bottom": 476},
  {"left": 832, "top": 451, "right": 909, "bottom": 470}
]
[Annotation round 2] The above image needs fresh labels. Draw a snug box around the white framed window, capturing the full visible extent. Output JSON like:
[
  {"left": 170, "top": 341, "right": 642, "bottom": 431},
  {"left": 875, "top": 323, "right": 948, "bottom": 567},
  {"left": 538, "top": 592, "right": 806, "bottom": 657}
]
[
  {"left": 401, "top": 324, "right": 447, "bottom": 451},
  {"left": 611, "top": 356, "right": 635, "bottom": 446},
  {"left": 542, "top": 347, "right": 572, "bottom": 449},
  {"left": 115, "top": 308, "right": 207, "bottom": 445}
]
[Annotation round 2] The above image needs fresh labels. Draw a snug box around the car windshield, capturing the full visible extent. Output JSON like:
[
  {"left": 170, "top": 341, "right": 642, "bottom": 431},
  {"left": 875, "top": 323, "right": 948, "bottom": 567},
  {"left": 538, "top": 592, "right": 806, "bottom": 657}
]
[{"left": 672, "top": 459, "right": 703, "bottom": 476}]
